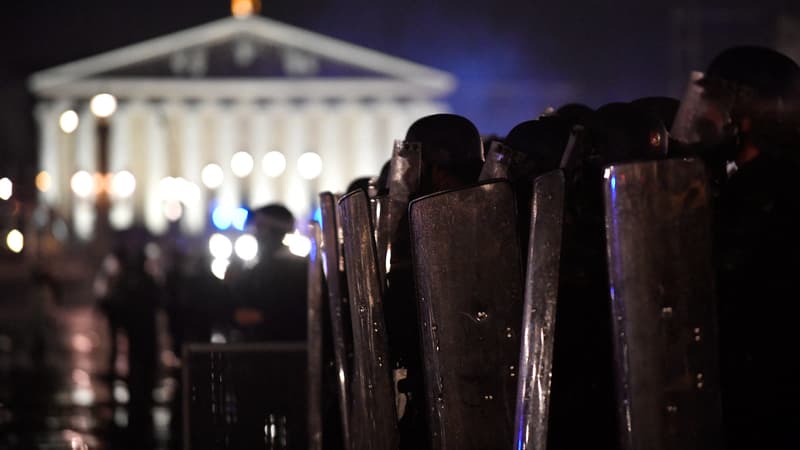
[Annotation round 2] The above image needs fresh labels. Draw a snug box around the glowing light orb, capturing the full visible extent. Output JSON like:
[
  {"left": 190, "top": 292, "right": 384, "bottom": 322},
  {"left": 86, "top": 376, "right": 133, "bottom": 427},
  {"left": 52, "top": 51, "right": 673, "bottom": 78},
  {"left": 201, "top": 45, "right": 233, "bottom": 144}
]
[
  {"left": 262, "top": 151, "right": 286, "bottom": 177},
  {"left": 210, "top": 258, "right": 230, "bottom": 280},
  {"left": 110, "top": 170, "right": 136, "bottom": 198},
  {"left": 0, "top": 177, "right": 12, "bottom": 200},
  {"left": 209, "top": 233, "right": 233, "bottom": 260},
  {"left": 282, "top": 230, "right": 312, "bottom": 257},
  {"left": 59, "top": 110, "right": 80, "bottom": 133},
  {"left": 90, "top": 93, "right": 117, "bottom": 118},
  {"left": 231, "top": 151, "right": 254, "bottom": 178},
  {"left": 297, "top": 152, "right": 323, "bottom": 180},
  {"left": 35, "top": 171, "right": 52, "bottom": 193},
  {"left": 234, "top": 234, "right": 258, "bottom": 261},
  {"left": 6, "top": 229, "right": 24, "bottom": 253},
  {"left": 201, "top": 163, "right": 224, "bottom": 189},
  {"left": 70, "top": 171, "right": 94, "bottom": 198}
]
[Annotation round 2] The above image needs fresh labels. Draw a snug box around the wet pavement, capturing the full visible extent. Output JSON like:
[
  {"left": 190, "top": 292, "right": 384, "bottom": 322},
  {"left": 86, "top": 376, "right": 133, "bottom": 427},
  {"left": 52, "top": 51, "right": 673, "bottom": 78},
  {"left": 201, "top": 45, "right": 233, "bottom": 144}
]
[{"left": 0, "top": 291, "right": 177, "bottom": 450}]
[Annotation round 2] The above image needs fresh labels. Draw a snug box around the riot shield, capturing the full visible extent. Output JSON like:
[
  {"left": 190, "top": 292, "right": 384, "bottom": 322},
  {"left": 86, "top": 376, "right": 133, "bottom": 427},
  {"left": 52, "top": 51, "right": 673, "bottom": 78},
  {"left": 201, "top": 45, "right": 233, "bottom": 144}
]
[
  {"left": 386, "top": 140, "right": 422, "bottom": 261},
  {"left": 409, "top": 180, "right": 524, "bottom": 450},
  {"left": 308, "top": 222, "right": 324, "bottom": 450},
  {"left": 671, "top": 71, "right": 719, "bottom": 146},
  {"left": 338, "top": 189, "right": 399, "bottom": 450},
  {"left": 371, "top": 194, "right": 390, "bottom": 286},
  {"left": 603, "top": 158, "right": 722, "bottom": 450},
  {"left": 478, "top": 140, "right": 517, "bottom": 181},
  {"left": 383, "top": 140, "right": 430, "bottom": 449},
  {"left": 319, "top": 192, "right": 354, "bottom": 450},
  {"left": 513, "top": 170, "right": 566, "bottom": 450}
]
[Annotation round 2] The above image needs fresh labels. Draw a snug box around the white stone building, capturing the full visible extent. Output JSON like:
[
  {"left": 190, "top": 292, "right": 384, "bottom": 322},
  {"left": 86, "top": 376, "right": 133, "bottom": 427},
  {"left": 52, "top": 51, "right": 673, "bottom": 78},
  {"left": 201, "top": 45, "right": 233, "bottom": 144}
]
[{"left": 29, "top": 15, "right": 453, "bottom": 239}]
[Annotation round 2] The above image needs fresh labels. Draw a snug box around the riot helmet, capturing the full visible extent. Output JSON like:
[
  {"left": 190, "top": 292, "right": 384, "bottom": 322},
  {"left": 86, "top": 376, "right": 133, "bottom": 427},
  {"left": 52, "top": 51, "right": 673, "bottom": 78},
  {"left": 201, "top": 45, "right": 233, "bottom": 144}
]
[{"left": 405, "top": 113, "right": 484, "bottom": 193}]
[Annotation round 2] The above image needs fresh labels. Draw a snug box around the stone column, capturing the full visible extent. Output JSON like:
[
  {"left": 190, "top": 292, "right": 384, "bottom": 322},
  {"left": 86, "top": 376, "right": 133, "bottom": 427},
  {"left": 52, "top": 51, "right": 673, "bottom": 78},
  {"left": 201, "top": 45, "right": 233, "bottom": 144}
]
[
  {"left": 72, "top": 105, "right": 96, "bottom": 240},
  {"left": 143, "top": 102, "right": 169, "bottom": 235}
]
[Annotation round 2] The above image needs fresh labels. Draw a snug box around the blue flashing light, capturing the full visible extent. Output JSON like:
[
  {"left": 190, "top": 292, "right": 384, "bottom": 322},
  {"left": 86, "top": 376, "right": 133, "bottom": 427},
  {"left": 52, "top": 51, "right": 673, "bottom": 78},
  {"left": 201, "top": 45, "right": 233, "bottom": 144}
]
[
  {"left": 610, "top": 174, "right": 616, "bottom": 193},
  {"left": 231, "top": 207, "right": 249, "bottom": 231},
  {"left": 312, "top": 206, "right": 322, "bottom": 224},
  {"left": 211, "top": 207, "right": 232, "bottom": 230}
]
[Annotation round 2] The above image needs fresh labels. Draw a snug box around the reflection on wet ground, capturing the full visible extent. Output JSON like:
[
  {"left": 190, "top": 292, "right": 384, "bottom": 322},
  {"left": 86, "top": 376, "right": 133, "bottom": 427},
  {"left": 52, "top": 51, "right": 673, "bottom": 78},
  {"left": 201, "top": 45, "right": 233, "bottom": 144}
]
[{"left": 0, "top": 300, "right": 177, "bottom": 450}]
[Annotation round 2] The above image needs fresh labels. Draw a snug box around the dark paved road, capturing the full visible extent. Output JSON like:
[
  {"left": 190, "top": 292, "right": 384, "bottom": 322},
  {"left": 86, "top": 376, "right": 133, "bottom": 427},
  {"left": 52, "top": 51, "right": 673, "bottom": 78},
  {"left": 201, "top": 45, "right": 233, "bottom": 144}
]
[{"left": 0, "top": 286, "right": 177, "bottom": 450}]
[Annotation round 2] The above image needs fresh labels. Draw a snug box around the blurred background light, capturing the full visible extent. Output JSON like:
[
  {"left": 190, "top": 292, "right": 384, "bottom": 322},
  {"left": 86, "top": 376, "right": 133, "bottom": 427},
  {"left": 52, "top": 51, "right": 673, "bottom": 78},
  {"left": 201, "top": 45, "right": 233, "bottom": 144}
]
[
  {"left": 282, "top": 230, "right": 311, "bottom": 257},
  {"left": 6, "top": 229, "right": 24, "bottom": 253},
  {"left": 201, "top": 163, "right": 224, "bottom": 189},
  {"left": 231, "top": 0, "right": 261, "bottom": 18},
  {"left": 158, "top": 177, "right": 176, "bottom": 199},
  {"left": 210, "top": 258, "right": 230, "bottom": 280},
  {"left": 211, "top": 206, "right": 233, "bottom": 230},
  {"left": 35, "top": 171, "right": 52, "bottom": 193},
  {"left": 59, "top": 109, "right": 79, "bottom": 133},
  {"left": 231, "top": 151, "right": 254, "bottom": 178},
  {"left": 162, "top": 200, "right": 183, "bottom": 222},
  {"left": 208, "top": 233, "right": 233, "bottom": 260},
  {"left": 231, "top": 207, "right": 248, "bottom": 231},
  {"left": 178, "top": 178, "right": 201, "bottom": 202},
  {"left": 70, "top": 171, "right": 94, "bottom": 198},
  {"left": 0, "top": 178, "right": 12, "bottom": 200},
  {"left": 297, "top": 152, "right": 322, "bottom": 180},
  {"left": 110, "top": 170, "right": 136, "bottom": 198},
  {"left": 90, "top": 93, "right": 117, "bottom": 118},
  {"left": 262, "top": 151, "right": 286, "bottom": 177},
  {"left": 234, "top": 234, "right": 258, "bottom": 261},
  {"left": 109, "top": 204, "right": 134, "bottom": 230}
]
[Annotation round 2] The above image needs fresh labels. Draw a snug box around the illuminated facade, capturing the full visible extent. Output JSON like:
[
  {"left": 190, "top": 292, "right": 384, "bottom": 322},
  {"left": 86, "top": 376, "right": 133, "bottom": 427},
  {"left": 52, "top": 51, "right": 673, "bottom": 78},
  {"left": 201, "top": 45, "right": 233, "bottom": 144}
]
[{"left": 29, "top": 16, "right": 453, "bottom": 238}]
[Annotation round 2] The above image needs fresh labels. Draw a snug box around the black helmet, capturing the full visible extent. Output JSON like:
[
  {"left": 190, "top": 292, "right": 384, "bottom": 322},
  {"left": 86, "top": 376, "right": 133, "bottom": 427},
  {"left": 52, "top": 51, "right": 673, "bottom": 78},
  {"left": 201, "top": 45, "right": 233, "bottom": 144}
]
[
  {"left": 504, "top": 116, "right": 572, "bottom": 179},
  {"left": 630, "top": 97, "right": 681, "bottom": 130},
  {"left": 405, "top": 114, "right": 483, "bottom": 167},
  {"left": 699, "top": 46, "right": 800, "bottom": 100},
  {"left": 698, "top": 46, "right": 800, "bottom": 121}
]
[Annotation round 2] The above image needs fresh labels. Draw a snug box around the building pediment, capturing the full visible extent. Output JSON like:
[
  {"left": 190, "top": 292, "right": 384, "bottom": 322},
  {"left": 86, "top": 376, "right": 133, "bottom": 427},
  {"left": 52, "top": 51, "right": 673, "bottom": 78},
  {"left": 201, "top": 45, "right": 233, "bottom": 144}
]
[{"left": 29, "top": 16, "right": 455, "bottom": 100}]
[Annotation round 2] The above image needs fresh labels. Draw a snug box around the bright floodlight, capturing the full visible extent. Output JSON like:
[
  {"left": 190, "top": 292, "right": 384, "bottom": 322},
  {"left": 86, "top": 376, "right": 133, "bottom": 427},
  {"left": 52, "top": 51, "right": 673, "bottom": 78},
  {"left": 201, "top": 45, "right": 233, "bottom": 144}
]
[
  {"left": 0, "top": 178, "right": 12, "bottom": 200},
  {"left": 201, "top": 163, "right": 224, "bottom": 189},
  {"left": 234, "top": 234, "right": 258, "bottom": 261},
  {"left": 297, "top": 152, "right": 323, "bottom": 180},
  {"left": 35, "top": 171, "right": 52, "bottom": 193},
  {"left": 210, "top": 258, "right": 230, "bottom": 280},
  {"left": 110, "top": 170, "right": 136, "bottom": 198},
  {"left": 90, "top": 93, "right": 117, "bottom": 118},
  {"left": 282, "top": 230, "right": 312, "bottom": 257},
  {"left": 209, "top": 233, "right": 233, "bottom": 260},
  {"left": 70, "top": 171, "right": 94, "bottom": 198},
  {"left": 262, "top": 151, "right": 286, "bottom": 177},
  {"left": 6, "top": 229, "right": 23, "bottom": 253},
  {"left": 231, "top": 151, "right": 254, "bottom": 178},
  {"left": 59, "top": 110, "right": 80, "bottom": 133}
]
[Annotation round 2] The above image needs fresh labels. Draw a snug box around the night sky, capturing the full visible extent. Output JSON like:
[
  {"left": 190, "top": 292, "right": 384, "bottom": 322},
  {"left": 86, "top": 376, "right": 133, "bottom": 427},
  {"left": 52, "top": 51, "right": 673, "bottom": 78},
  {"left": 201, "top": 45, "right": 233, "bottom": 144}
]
[{"left": 1, "top": 0, "right": 798, "bottom": 188}]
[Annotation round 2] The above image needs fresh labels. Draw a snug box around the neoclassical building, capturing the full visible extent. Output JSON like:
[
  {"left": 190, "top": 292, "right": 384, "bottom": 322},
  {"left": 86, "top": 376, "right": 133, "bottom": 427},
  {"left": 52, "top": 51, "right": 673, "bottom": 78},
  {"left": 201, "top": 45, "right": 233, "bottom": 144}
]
[{"left": 29, "top": 15, "right": 453, "bottom": 239}]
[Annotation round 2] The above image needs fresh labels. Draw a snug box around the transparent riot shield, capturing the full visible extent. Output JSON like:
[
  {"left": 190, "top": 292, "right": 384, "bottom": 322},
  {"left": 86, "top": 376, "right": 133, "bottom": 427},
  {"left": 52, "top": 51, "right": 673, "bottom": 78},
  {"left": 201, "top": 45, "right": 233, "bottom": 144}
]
[
  {"left": 307, "top": 222, "right": 324, "bottom": 450},
  {"left": 513, "top": 170, "right": 566, "bottom": 450},
  {"left": 319, "top": 192, "right": 354, "bottom": 450},
  {"left": 409, "top": 180, "right": 524, "bottom": 450},
  {"left": 371, "top": 194, "right": 390, "bottom": 286},
  {"left": 386, "top": 140, "right": 422, "bottom": 271},
  {"left": 338, "top": 190, "right": 399, "bottom": 450},
  {"left": 603, "top": 158, "right": 722, "bottom": 450},
  {"left": 479, "top": 140, "right": 518, "bottom": 181}
]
